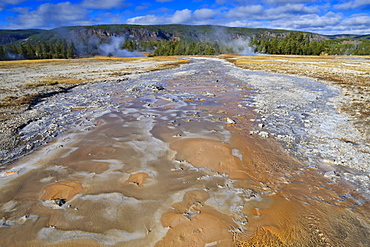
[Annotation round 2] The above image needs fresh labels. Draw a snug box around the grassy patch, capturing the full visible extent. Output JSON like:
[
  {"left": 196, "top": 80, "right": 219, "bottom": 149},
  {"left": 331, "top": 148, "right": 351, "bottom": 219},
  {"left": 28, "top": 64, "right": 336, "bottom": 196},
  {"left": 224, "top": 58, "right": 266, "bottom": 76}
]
[
  {"left": 148, "top": 58, "right": 190, "bottom": 71},
  {"left": 0, "top": 94, "right": 39, "bottom": 107},
  {"left": 26, "top": 77, "right": 85, "bottom": 87}
]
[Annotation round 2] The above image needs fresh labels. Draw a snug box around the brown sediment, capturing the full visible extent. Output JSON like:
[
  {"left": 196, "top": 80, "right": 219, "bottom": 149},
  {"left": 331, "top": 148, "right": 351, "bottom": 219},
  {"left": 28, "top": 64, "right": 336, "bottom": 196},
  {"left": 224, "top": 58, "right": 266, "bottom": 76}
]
[
  {"left": 124, "top": 172, "right": 151, "bottom": 186},
  {"left": 168, "top": 121, "right": 370, "bottom": 246},
  {"left": 233, "top": 158, "right": 370, "bottom": 246},
  {"left": 170, "top": 138, "right": 248, "bottom": 179},
  {"left": 45, "top": 239, "right": 102, "bottom": 247},
  {"left": 62, "top": 160, "right": 111, "bottom": 174},
  {"left": 157, "top": 190, "right": 237, "bottom": 247},
  {"left": 41, "top": 181, "right": 84, "bottom": 201},
  {"left": 237, "top": 194, "right": 370, "bottom": 247}
]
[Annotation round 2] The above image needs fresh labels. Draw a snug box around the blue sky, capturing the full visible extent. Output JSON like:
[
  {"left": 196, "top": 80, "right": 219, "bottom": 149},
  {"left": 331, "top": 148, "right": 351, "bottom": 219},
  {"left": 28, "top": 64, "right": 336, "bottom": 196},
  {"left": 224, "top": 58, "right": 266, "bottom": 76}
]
[{"left": 0, "top": 0, "right": 369, "bottom": 34}]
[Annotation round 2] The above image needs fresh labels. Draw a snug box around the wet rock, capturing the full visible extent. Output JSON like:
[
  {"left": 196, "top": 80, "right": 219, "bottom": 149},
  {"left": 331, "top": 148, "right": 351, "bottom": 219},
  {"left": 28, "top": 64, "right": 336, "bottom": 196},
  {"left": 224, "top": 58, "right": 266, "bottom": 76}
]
[
  {"left": 116, "top": 78, "right": 127, "bottom": 82},
  {"left": 126, "top": 87, "right": 141, "bottom": 92},
  {"left": 258, "top": 131, "right": 269, "bottom": 138},
  {"left": 169, "top": 120, "right": 180, "bottom": 126},
  {"left": 324, "top": 171, "right": 338, "bottom": 177},
  {"left": 51, "top": 198, "right": 67, "bottom": 207},
  {"left": 204, "top": 92, "right": 216, "bottom": 97},
  {"left": 226, "top": 117, "right": 236, "bottom": 124},
  {"left": 152, "top": 85, "right": 165, "bottom": 91}
]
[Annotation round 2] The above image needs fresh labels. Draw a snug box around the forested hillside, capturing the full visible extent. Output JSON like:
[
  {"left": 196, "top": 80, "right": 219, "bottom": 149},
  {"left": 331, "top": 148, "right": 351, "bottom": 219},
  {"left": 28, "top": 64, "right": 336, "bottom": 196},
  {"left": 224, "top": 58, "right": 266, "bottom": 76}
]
[
  {"left": 252, "top": 32, "right": 370, "bottom": 55},
  {"left": 0, "top": 24, "right": 369, "bottom": 60}
]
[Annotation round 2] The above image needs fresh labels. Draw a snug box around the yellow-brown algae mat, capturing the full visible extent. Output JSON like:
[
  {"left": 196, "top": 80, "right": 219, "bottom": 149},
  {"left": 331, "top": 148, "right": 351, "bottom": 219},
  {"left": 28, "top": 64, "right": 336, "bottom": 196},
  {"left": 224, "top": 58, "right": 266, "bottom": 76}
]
[{"left": 0, "top": 57, "right": 369, "bottom": 246}]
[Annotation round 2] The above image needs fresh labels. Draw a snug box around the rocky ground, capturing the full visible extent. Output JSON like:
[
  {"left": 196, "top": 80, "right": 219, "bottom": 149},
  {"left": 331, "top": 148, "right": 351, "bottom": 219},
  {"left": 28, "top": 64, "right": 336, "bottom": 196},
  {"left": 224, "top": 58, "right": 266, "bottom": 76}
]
[
  {"left": 224, "top": 55, "right": 370, "bottom": 141},
  {"left": 224, "top": 55, "right": 370, "bottom": 196},
  {"left": 0, "top": 57, "right": 189, "bottom": 164}
]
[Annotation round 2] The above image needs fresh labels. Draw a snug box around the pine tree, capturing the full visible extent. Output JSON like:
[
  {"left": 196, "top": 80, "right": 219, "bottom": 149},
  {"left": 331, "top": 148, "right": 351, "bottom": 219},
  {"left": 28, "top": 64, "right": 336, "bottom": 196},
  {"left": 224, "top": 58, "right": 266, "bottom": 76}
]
[
  {"left": 25, "top": 44, "right": 35, "bottom": 59},
  {"left": 67, "top": 41, "right": 76, "bottom": 58},
  {"left": 0, "top": 46, "right": 6, "bottom": 59}
]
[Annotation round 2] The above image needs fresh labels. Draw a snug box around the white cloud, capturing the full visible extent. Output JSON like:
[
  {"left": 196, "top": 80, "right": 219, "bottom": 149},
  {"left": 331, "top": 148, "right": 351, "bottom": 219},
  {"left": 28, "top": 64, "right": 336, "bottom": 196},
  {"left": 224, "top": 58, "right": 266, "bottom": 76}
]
[
  {"left": 0, "top": 0, "right": 25, "bottom": 11},
  {"left": 127, "top": 15, "right": 166, "bottom": 25},
  {"left": 271, "top": 12, "right": 343, "bottom": 30},
  {"left": 334, "top": 0, "right": 370, "bottom": 10},
  {"left": 226, "top": 5, "right": 264, "bottom": 19},
  {"left": 6, "top": 2, "right": 91, "bottom": 29},
  {"left": 81, "top": 0, "right": 127, "bottom": 10},
  {"left": 265, "top": 3, "right": 319, "bottom": 18},
  {"left": 171, "top": 9, "right": 192, "bottom": 23},
  {"left": 1, "top": 0, "right": 25, "bottom": 4},
  {"left": 342, "top": 14, "right": 370, "bottom": 26},
  {"left": 224, "top": 20, "right": 262, "bottom": 28},
  {"left": 194, "top": 8, "right": 217, "bottom": 20},
  {"left": 225, "top": 3, "right": 318, "bottom": 21},
  {"left": 127, "top": 8, "right": 219, "bottom": 26}
]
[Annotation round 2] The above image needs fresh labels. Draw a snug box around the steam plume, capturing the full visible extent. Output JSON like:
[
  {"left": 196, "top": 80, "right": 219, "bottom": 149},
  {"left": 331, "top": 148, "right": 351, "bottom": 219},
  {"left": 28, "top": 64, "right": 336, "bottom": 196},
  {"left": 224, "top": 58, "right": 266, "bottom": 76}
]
[{"left": 99, "top": 36, "right": 142, "bottom": 57}]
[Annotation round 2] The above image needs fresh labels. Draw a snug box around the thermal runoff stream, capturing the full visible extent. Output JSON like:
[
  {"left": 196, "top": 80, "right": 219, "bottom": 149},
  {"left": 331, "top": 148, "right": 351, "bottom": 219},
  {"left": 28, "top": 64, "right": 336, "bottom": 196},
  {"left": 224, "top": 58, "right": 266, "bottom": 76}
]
[{"left": 0, "top": 58, "right": 369, "bottom": 246}]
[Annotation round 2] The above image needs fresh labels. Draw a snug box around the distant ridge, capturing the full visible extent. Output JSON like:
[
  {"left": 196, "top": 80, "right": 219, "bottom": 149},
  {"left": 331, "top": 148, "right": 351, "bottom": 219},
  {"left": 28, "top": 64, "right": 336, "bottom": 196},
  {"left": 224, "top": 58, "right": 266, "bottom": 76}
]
[
  {"left": 2, "top": 24, "right": 364, "bottom": 46},
  {"left": 1, "top": 24, "right": 369, "bottom": 58}
]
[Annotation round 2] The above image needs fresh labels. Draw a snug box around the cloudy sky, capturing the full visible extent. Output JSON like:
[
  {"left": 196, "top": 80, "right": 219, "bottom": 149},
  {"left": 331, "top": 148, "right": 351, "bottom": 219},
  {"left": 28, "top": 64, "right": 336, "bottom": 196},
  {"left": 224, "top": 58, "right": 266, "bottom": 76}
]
[{"left": 0, "top": 0, "right": 369, "bottom": 35}]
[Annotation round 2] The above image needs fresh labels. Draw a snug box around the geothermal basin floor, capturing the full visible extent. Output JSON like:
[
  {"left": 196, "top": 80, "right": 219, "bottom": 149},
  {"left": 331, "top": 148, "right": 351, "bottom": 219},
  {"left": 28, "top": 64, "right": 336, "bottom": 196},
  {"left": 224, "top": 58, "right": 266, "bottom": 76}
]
[{"left": 0, "top": 57, "right": 369, "bottom": 246}]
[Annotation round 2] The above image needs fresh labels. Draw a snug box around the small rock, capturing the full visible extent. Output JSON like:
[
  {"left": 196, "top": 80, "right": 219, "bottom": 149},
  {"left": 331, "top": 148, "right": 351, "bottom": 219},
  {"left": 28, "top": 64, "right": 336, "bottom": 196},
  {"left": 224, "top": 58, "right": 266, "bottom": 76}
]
[
  {"left": 226, "top": 117, "right": 236, "bottom": 124},
  {"left": 205, "top": 92, "right": 215, "bottom": 97},
  {"left": 324, "top": 171, "right": 337, "bottom": 177},
  {"left": 51, "top": 198, "right": 67, "bottom": 207},
  {"left": 127, "top": 87, "right": 141, "bottom": 92},
  {"left": 258, "top": 131, "right": 269, "bottom": 138},
  {"left": 152, "top": 85, "right": 165, "bottom": 91}
]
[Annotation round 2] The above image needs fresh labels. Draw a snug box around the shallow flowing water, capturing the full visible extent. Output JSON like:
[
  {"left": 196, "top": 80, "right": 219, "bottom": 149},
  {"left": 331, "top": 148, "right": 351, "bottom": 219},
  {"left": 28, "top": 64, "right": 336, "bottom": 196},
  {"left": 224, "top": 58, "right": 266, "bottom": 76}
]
[{"left": 0, "top": 57, "right": 369, "bottom": 246}]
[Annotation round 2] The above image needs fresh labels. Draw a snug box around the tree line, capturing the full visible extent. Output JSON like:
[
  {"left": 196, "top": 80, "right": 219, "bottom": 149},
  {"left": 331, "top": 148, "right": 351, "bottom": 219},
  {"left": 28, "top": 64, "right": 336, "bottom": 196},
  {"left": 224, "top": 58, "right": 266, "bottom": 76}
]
[
  {"left": 121, "top": 40, "right": 233, "bottom": 56},
  {"left": 324, "top": 39, "right": 370, "bottom": 55},
  {"left": 1, "top": 33, "right": 369, "bottom": 60},
  {"left": 0, "top": 40, "right": 77, "bottom": 60},
  {"left": 251, "top": 32, "right": 326, "bottom": 55},
  {"left": 251, "top": 31, "right": 370, "bottom": 55}
]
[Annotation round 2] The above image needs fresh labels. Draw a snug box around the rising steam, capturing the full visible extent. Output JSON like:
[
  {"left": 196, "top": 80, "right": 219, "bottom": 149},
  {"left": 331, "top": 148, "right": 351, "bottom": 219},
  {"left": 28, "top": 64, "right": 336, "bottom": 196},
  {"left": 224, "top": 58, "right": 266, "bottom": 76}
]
[
  {"left": 210, "top": 26, "right": 257, "bottom": 55},
  {"left": 229, "top": 38, "right": 257, "bottom": 55},
  {"left": 98, "top": 36, "right": 142, "bottom": 57}
]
